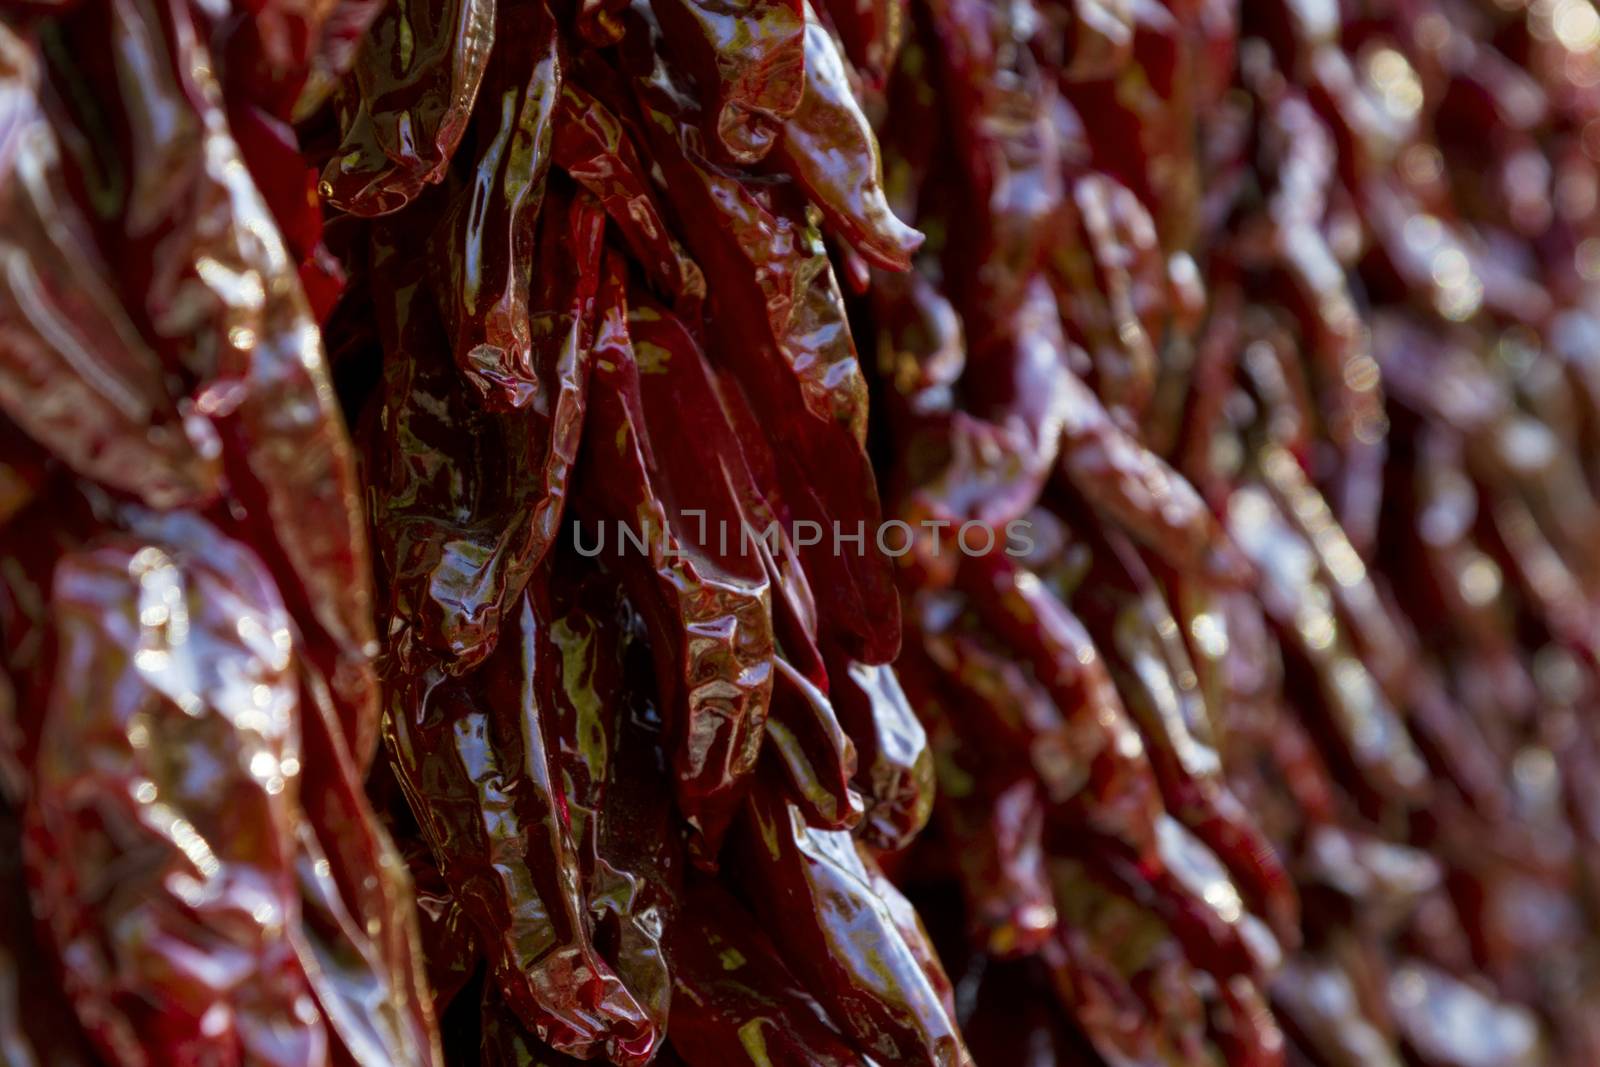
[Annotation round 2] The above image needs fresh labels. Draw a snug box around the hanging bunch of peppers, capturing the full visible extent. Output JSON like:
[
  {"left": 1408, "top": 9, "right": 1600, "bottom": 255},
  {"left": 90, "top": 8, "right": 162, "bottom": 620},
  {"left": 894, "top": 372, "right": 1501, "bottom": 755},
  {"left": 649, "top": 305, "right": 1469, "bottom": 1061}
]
[{"left": 5, "top": 0, "right": 1600, "bottom": 1064}]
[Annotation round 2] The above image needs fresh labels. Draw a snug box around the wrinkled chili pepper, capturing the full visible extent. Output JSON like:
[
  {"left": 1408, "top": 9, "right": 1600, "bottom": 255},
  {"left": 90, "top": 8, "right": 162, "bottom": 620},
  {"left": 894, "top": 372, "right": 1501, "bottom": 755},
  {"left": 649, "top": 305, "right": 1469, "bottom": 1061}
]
[
  {"left": 11, "top": 0, "right": 1600, "bottom": 1064},
  {"left": 320, "top": 0, "right": 495, "bottom": 215}
]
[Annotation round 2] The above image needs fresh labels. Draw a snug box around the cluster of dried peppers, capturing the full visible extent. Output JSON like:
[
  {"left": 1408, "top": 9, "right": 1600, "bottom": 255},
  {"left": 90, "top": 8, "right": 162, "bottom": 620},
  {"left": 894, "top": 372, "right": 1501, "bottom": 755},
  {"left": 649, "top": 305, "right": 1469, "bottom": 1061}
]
[{"left": 6, "top": 0, "right": 1600, "bottom": 1063}]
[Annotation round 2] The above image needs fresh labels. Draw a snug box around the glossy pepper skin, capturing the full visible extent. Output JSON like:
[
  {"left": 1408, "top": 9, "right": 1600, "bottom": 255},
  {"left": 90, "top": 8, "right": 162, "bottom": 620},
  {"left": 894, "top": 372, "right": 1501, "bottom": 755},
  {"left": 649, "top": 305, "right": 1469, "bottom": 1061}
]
[
  {"left": 550, "top": 82, "right": 706, "bottom": 316},
  {"left": 381, "top": 579, "right": 658, "bottom": 1063},
  {"left": 0, "top": 0, "right": 449, "bottom": 1062},
  {"left": 15, "top": 0, "right": 1600, "bottom": 1061},
  {"left": 601, "top": 6, "right": 904, "bottom": 664},
  {"left": 1, "top": 0, "right": 384, "bottom": 763},
  {"left": 647, "top": 0, "right": 805, "bottom": 164},
  {"left": 0, "top": 25, "right": 224, "bottom": 515},
  {"left": 319, "top": 0, "right": 495, "bottom": 215},
  {"left": 430, "top": 0, "right": 563, "bottom": 413},
  {"left": 571, "top": 261, "right": 776, "bottom": 861},
  {"left": 664, "top": 878, "right": 874, "bottom": 1067},
  {"left": 364, "top": 196, "right": 600, "bottom": 674},
  {"left": 23, "top": 513, "right": 435, "bottom": 1067},
  {"left": 774, "top": 6, "right": 924, "bottom": 272},
  {"left": 824, "top": 652, "right": 934, "bottom": 851},
  {"left": 732, "top": 775, "right": 973, "bottom": 1067}
]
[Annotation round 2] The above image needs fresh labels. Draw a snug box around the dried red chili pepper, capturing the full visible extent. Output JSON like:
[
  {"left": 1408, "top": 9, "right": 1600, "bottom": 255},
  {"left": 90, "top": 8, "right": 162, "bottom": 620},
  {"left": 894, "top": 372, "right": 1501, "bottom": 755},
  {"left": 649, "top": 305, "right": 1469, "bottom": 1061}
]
[
  {"left": 573, "top": 260, "right": 775, "bottom": 859},
  {"left": 25, "top": 520, "right": 348, "bottom": 1067},
  {"left": 825, "top": 652, "right": 934, "bottom": 850},
  {"left": 319, "top": 0, "right": 495, "bottom": 215},
  {"left": 732, "top": 776, "right": 973, "bottom": 1066},
  {"left": 12, "top": 0, "right": 1600, "bottom": 1062},
  {"left": 664, "top": 878, "right": 870, "bottom": 1067},
  {"left": 765, "top": 656, "right": 864, "bottom": 831},
  {"left": 609, "top": 9, "right": 903, "bottom": 661},
  {"left": 382, "top": 578, "right": 657, "bottom": 1063},
  {"left": 551, "top": 82, "right": 706, "bottom": 315},
  {"left": 431, "top": 0, "right": 562, "bottom": 412},
  {"left": 365, "top": 194, "right": 599, "bottom": 672},
  {"left": 774, "top": 6, "right": 923, "bottom": 272},
  {"left": 647, "top": 0, "right": 805, "bottom": 164}
]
